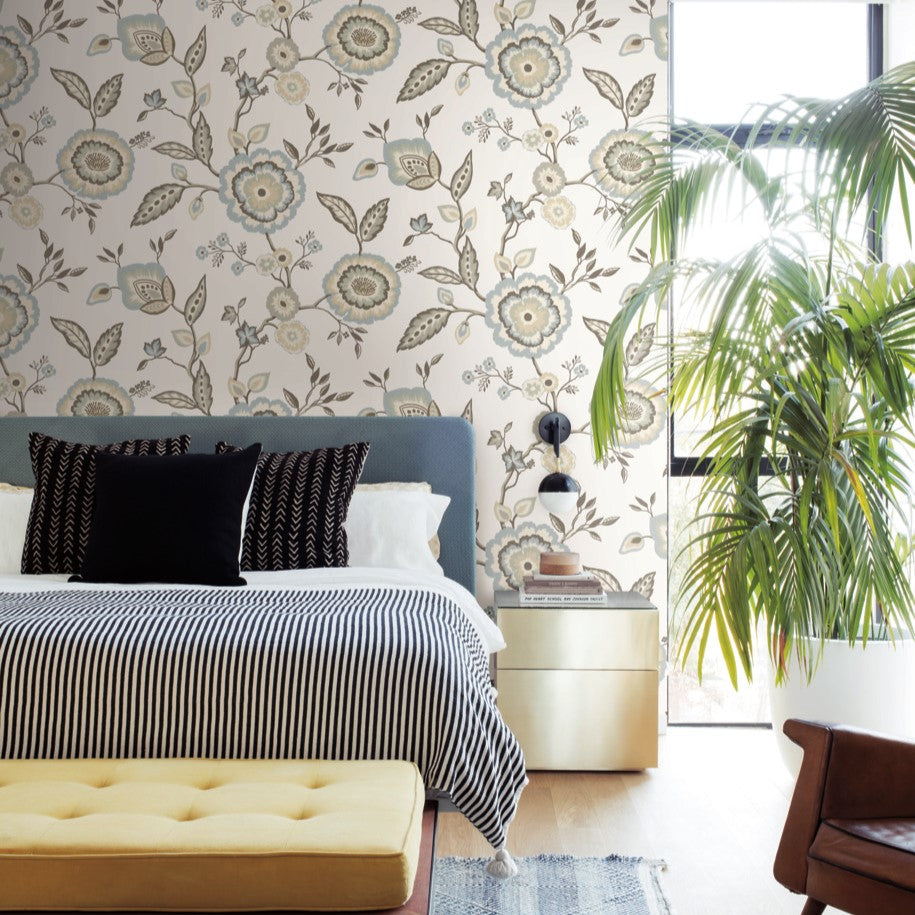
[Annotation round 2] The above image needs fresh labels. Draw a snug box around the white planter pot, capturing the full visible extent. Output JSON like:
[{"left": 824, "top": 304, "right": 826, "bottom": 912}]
[{"left": 768, "top": 637, "right": 915, "bottom": 776}]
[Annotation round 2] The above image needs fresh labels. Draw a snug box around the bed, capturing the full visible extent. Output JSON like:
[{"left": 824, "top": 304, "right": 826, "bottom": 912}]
[{"left": 0, "top": 416, "right": 527, "bottom": 852}]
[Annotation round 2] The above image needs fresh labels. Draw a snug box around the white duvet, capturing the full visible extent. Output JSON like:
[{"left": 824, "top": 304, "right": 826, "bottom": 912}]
[{"left": 0, "top": 566, "right": 506, "bottom": 655}]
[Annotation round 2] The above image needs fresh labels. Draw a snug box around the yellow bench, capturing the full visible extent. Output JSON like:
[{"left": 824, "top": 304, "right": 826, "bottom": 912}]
[{"left": 0, "top": 758, "right": 425, "bottom": 912}]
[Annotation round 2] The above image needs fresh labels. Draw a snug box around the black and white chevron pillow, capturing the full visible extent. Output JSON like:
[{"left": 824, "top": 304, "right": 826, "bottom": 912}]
[
  {"left": 22, "top": 432, "right": 191, "bottom": 575},
  {"left": 216, "top": 441, "right": 369, "bottom": 571}
]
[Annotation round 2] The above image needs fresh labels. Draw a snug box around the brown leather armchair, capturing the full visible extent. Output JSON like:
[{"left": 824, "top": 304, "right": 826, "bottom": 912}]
[{"left": 774, "top": 719, "right": 915, "bottom": 914}]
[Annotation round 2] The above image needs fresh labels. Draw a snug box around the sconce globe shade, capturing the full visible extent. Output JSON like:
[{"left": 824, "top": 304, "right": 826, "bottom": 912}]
[{"left": 538, "top": 472, "right": 580, "bottom": 514}]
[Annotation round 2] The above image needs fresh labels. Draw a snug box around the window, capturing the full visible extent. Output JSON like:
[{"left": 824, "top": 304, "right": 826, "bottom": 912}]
[{"left": 667, "top": 1, "right": 881, "bottom": 724}]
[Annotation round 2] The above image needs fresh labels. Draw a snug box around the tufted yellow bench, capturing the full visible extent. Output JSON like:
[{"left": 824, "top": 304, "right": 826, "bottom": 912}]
[{"left": 0, "top": 758, "right": 426, "bottom": 912}]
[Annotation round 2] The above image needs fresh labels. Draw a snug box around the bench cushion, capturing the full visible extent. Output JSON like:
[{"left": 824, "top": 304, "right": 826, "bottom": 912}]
[{"left": 0, "top": 758, "right": 424, "bottom": 912}]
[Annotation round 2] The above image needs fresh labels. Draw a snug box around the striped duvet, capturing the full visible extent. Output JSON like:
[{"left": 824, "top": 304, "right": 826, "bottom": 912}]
[{"left": 0, "top": 582, "right": 526, "bottom": 848}]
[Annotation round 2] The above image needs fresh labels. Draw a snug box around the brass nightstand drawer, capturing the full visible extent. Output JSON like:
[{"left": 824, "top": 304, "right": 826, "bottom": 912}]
[
  {"left": 497, "top": 608, "right": 658, "bottom": 671},
  {"left": 497, "top": 669, "right": 658, "bottom": 770}
]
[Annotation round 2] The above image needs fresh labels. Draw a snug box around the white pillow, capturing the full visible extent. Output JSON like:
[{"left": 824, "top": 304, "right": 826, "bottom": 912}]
[
  {"left": 345, "top": 489, "right": 450, "bottom": 576},
  {"left": 0, "top": 483, "right": 33, "bottom": 575}
]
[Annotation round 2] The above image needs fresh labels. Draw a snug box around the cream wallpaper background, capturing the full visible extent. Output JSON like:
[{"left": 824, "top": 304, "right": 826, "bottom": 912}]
[{"left": 0, "top": 0, "right": 668, "bottom": 605}]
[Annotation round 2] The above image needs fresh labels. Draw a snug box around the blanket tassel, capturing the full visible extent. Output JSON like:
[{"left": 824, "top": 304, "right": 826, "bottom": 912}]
[{"left": 486, "top": 847, "right": 518, "bottom": 878}]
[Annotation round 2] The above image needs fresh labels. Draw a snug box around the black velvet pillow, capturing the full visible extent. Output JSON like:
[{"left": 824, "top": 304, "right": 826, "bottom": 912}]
[
  {"left": 73, "top": 444, "right": 261, "bottom": 586},
  {"left": 22, "top": 432, "right": 191, "bottom": 574},
  {"left": 216, "top": 441, "right": 369, "bottom": 571}
]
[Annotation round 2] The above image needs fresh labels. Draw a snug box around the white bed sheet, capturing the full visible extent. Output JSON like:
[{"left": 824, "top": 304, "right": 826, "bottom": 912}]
[{"left": 0, "top": 566, "right": 505, "bottom": 655}]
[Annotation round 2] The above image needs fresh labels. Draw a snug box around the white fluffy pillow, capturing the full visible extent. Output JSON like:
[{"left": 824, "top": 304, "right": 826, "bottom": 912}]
[
  {"left": 346, "top": 487, "right": 449, "bottom": 576},
  {"left": 0, "top": 483, "right": 33, "bottom": 575}
]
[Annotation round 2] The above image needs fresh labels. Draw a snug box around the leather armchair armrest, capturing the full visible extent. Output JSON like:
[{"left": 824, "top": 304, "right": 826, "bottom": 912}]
[
  {"left": 773, "top": 719, "right": 834, "bottom": 893},
  {"left": 820, "top": 724, "right": 915, "bottom": 820}
]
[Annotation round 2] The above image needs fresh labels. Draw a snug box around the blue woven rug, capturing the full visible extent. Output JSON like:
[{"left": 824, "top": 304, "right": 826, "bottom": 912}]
[{"left": 434, "top": 854, "right": 672, "bottom": 915}]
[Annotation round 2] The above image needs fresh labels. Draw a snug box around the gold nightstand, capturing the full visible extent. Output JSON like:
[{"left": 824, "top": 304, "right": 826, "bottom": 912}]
[{"left": 495, "top": 589, "right": 659, "bottom": 770}]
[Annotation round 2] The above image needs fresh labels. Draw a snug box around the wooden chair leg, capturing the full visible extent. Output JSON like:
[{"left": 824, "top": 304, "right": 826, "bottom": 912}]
[{"left": 801, "top": 899, "right": 826, "bottom": 915}]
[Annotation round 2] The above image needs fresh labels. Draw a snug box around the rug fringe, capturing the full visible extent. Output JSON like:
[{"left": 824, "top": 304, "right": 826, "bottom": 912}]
[{"left": 638, "top": 858, "right": 673, "bottom": 914}]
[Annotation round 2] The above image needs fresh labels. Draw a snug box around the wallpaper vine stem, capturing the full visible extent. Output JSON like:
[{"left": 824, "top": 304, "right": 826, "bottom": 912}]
[{"left": 0, "top": 0, "right": 668, "bottom": 605}]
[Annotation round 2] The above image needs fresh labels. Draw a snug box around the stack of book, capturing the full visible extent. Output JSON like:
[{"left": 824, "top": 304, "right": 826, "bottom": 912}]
[{"left": 519, "top": 572, "right": 607, "bottom": 606}]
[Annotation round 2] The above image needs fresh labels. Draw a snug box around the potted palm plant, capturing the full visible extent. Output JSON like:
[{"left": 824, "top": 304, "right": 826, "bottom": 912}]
[{"left": 590, "top": 62, "right": 915, "bottom": 769}]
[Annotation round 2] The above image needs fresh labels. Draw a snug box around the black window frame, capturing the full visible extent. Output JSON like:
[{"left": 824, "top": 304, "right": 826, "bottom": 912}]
[{"left": 668, "top": 2, "right": 885, "bottom": 479}]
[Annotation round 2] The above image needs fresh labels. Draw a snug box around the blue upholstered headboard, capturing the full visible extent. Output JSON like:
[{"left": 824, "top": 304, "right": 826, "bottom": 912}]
[{"left": 0, "top": 416, "right": 477, "bottom": 594}]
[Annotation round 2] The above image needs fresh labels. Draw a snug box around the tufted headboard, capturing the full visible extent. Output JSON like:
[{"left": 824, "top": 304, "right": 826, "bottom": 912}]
[{"left": 0, "top": 416, "right": 477, "bottom": 594}]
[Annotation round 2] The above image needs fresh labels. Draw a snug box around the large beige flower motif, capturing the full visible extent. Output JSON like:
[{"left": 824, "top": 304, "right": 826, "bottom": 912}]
[
  {"left": 57, "top": 129, "right": 134, "bottom": 200},
  {"left": 57, "top": 378, "right": 133, "bottom": 417},
  {"left": 620, "top": 379, "right": 666, "bottom": 446},
  {"left": 485, "top": 273, "right": 570, "bottom": 358},
  {"left": 0, "top": 26, "right": 38, "bottom": 106},
  {"left": 218, "top": 148, "right": 305, "bottom": 233},
  {"left": 484, "top": 26, "right": 571, "bottom": 109},
  {"left": 323, "top": 253, "right": 400, "bottom": 324},
  {"left": 590, "top": 130, "right": 659, "bottom": 198},
  {"left": 324, "top": 4, "right": 400, "bottom": 75},
  {"left": 485, "top": 523, "right": 566, "bottom": 590},
  {"left": 0, "top": 275, "right": 38, "bottom": 357}
]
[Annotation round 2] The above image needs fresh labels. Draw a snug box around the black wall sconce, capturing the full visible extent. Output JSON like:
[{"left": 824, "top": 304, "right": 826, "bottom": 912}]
[{"left": 537, "top": 411, "right": 579, "bottom": 513}]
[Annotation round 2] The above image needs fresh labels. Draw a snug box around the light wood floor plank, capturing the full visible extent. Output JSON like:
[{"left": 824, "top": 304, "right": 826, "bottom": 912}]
[{"left": 437, "top": 727, "right": 801, "bottom": 914}]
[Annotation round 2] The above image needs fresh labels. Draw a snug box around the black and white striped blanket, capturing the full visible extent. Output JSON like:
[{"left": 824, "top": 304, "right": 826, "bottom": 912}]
[{"left": 0, "top": 585, "right": 526, "bottom": 848}]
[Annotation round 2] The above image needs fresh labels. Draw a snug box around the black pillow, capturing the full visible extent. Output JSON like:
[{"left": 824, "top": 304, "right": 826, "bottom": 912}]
[
  {"left": 73, "top": 444, "right": 261, "bottom": 586},
  {"left": 216, "top": 441, "right": 369, "bottom": 571},
  {"left": 22, "top": 433, "right": 191, "bottom": 574}
]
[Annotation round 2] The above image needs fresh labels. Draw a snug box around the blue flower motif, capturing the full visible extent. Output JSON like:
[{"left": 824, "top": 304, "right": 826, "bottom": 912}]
[
  {"left": 232, "top": 12, "right": 244, "bottom": 26},
  {"left": 307, "top": 239, "right": 322, "bottom": 253},
  {"left": 485, "top": 523, "right": 565, "bottom": 590},
  {"left": 574, "top": 362, "right": 588, "bottom": 377},
  {"left": 409, "top": 213, "right": 431, "bottom": 233},
  {"left": 483, "top": 108, "right": 495, "bottom": 120},
  {"left": 195, "top": 0, "right": 208, "bottom": 9},
  {"left": 501, "top": 197, "right": 529, "bottom": 223},
  {"left": 383, "top": 386, "right": 440, "bottom": 417},
  {"left": 116, "top": 14, "right": 168, "bottom": 62},
  {"left": 498, "top": 385, "right": 511, "bottom": 400},
  {"left": 497, "top": 137, "right": 511, "bottom": 151},
  {"left": 574, "top": 114, "right": 588, "bottom": 128},
  {"left": 217, "top": 232, "right": 230, "bottom": 246},
  {"left": 231, "top": 261, "right": 245, "bottom": 275},
  {"left": 40, "top": 114, "right": 55, "bottom": 129},
  {"left": 143, "top": 338, "right": 166, "bottom": 358},
  {"left": 195, "top": 245, "right": 207, "bottom": 260},
  {"left": 236, "top": 73, "right": 261, "bottom": 99},
  {"left": 483, "top": 357, "right": 496, "bottom": 371},
  {"left": 462, "top": 121, "right": 474, "bottom": 135},
  {"left": 236, "top": 322, "right": 260, "bottom": 348},
  {"left": 116, "top": 262, "right": 166, "bottom": 311},
  {"left": 382, "top": 137, "right": 434, "bottom": 186},
  {"left": 40, "top": 363, "right": 55, "bottom": 378},
  {"left": 462, "top": 370, "right": 474, "bottom": 384},
  {"left": 228, "top": 397, "right": 293, "bottom": 418},
  {"left": 144, "top": 89, "right": 165, "bottom": 109}
]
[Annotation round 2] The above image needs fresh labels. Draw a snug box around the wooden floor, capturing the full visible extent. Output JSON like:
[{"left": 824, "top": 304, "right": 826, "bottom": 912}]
[{"left": 437, "top": 727, "right": 801, "bottom": 915}]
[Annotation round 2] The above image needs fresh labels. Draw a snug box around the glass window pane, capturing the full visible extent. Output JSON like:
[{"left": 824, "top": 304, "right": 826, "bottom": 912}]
[{"left": 674, "top": 2, "right": 869, "bottom": 124}]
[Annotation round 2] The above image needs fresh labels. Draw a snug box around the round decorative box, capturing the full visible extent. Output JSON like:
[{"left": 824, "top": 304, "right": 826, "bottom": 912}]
[{"left": 539, "top": 551, "right": 581, "bottom": 576}]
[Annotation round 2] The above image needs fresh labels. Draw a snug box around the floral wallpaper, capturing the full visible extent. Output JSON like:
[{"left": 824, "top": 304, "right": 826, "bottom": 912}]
[{"left": 0, "top": 0, "right": 668, "bottom": 606}]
